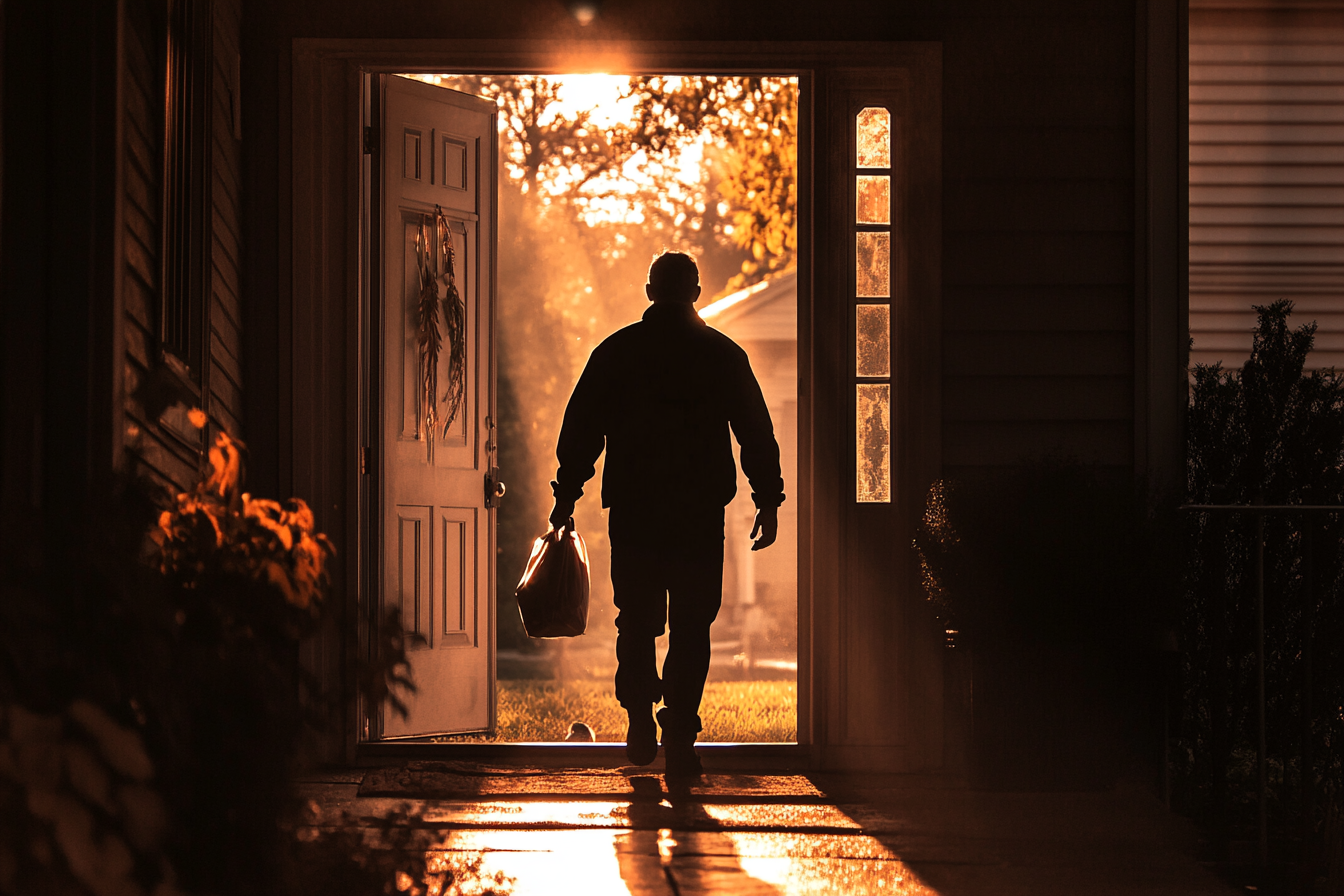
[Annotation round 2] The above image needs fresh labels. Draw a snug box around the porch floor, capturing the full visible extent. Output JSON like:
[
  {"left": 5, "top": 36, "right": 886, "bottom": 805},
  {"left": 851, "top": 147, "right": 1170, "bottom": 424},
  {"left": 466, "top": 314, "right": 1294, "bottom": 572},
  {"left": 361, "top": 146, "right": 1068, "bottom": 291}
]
[{"left": 296, "top": 760, "right": 1236, "bottom": 895}]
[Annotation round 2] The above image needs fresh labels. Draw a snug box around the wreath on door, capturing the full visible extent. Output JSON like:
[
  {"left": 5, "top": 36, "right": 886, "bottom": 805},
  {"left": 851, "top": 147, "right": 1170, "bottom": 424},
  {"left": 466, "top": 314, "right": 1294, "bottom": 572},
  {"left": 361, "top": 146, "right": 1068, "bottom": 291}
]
[{"left": 415, "top": 204, "right": 467, "bottom": 462}]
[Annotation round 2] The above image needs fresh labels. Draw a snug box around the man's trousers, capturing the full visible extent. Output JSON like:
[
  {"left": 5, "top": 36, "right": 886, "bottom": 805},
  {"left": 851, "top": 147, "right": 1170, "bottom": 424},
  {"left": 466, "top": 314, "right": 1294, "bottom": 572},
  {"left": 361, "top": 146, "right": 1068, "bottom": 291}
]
[{"left": 607, "top": 505, "right": 724, "bottom": 735}]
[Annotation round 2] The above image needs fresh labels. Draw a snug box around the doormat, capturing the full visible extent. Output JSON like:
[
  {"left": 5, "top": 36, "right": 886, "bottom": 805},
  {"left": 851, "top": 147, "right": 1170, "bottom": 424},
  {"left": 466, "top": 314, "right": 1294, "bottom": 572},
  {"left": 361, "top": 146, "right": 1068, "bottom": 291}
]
[{"left": 358, "top": 760, "right": 827, "bottom": 802}]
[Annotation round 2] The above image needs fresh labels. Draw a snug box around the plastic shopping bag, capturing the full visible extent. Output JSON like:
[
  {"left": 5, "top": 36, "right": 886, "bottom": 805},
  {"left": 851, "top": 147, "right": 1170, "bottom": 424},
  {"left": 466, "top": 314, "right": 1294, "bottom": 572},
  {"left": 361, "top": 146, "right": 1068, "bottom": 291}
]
[{"left": 515, "top": 520, "right": 590, "bottom": 638}]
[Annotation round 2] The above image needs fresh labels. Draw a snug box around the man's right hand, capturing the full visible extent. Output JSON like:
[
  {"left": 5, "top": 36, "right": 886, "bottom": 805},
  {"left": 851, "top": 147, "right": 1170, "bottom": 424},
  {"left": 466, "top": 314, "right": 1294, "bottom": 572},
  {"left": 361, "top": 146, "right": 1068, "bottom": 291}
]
[
  {"left": 549, "top": 499, "right": 576, "bottom": 530},
  {"left": 750, "top": 506, "right": 778, "bottom": 551}
]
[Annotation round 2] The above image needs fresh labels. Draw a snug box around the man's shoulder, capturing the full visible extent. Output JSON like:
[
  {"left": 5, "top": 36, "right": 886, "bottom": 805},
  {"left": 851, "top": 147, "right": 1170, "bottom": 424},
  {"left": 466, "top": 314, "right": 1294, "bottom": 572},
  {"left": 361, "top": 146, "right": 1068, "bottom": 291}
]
[
  {"left": 700, "top": 323, "right": 747, "bottom": 353},
  {"left": 697, "top": 324, "right": 752, "bottom": 369},
  {"left": 594, "top": 315, "right": 746, "bottom": 363},
  {"left": 589, "top": 321, "right": 644, "bottom": 356}
]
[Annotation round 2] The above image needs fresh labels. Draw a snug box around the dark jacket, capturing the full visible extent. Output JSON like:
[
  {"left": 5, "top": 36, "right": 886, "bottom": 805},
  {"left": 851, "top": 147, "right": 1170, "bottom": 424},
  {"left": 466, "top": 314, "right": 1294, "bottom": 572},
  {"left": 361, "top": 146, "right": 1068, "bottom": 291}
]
[{"left": 553, "top": 301, "right": 785, "bottom": 512}]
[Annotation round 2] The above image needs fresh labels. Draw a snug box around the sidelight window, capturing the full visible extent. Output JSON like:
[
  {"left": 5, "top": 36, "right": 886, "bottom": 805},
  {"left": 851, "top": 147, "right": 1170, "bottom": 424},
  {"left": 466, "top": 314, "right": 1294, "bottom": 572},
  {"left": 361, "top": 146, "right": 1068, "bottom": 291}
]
[{"left": 854, "top": 107, "right": 892, "bottom": 503}]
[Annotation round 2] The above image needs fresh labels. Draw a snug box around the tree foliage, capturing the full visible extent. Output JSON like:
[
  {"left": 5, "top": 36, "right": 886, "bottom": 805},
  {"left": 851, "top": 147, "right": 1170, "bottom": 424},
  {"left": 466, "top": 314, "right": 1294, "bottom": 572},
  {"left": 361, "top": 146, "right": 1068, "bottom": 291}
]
[
  {"left": 433, "top": 73, "right": 799, "bottom": 288},
  {"left": 444, "top": 75, "right": 633, "bottom": 197},
  {"left": 624, "top": 76, "right": 798, "bottom": 287}
]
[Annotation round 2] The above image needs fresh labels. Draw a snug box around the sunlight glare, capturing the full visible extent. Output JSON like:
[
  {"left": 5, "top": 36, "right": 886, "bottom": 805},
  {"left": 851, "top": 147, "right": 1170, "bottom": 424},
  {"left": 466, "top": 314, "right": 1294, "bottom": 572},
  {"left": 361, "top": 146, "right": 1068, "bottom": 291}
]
[
  {"left": 428, "top": 830, "right": 632, "bottom": 896},
  {"left": 555, "top": 74, "right": 633, "bottom": 128},
  {"left": 403, "top": 72, "right": 716, "bottom": 227},
  {"left": 728, "top": 831, "right": 942, "bottom": 896}
]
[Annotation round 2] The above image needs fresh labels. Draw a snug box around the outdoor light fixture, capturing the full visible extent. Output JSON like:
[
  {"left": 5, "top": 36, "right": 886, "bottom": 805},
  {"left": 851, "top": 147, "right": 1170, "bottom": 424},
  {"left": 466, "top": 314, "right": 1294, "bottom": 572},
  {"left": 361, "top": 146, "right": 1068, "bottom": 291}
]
[{"left": 566, "top": 0, "right": 601, "bottom": 25}]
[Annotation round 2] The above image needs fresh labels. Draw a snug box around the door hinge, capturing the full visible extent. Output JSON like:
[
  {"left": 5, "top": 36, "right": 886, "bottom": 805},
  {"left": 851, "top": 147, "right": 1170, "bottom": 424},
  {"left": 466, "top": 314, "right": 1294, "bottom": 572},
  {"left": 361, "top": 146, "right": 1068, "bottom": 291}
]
[
  {"left": 363, "top": 125, "right": 377, "bottom": 155},
  {"left": 359, "top": 446, "right": 370, "bottom": 475}
]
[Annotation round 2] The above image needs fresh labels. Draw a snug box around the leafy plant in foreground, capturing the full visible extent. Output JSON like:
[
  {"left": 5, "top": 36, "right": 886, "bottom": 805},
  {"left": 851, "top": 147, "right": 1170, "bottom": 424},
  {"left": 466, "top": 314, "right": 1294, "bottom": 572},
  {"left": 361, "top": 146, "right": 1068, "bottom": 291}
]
[{"left": 0, "top": 415, "right": 434, "bottom": 895}]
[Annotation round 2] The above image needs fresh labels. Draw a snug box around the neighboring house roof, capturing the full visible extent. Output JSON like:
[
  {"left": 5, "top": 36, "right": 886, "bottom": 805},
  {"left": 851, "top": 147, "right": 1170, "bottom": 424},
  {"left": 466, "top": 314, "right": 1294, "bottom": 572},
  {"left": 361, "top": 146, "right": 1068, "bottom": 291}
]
[{"left": 699, "top": 269, "right": 798, "bottom": 343}]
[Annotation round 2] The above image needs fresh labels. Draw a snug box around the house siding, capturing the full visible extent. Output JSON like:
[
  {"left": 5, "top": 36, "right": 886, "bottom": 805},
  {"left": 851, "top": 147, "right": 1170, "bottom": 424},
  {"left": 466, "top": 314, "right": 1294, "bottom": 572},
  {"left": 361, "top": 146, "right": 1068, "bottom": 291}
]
[
  {"left": 209, "top": 0, "right": 246, "bottom": 440},
  {"left": 941, "top": 15, "right": 1137, "bottom": 476},
  {"left": 121, "top": 0, "right": 244, "bottom": 495},
  {"left": 121, "top": 0, "right": 195, "bottom": 494},
  {"left": 1189, "top": 3, "right": 1344, "bottom": 370}
]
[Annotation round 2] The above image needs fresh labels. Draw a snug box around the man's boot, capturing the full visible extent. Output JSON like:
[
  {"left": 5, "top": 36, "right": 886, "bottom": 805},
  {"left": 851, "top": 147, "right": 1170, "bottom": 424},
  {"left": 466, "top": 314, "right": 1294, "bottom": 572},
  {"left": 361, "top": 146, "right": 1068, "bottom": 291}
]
[
  {"left": 657, "top": 707, "right": 703, "bottom": 777},
  {"left": 624, "top": 703, "right": 658, "bottom": 766}
]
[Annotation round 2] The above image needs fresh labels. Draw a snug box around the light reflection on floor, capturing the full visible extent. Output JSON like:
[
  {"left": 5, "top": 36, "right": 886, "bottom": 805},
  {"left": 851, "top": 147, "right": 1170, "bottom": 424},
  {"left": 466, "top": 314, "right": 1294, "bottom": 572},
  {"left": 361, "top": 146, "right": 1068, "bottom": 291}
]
[
  {"left": 301, "top": 771, "right": 1238, "bottom": 896},
  {"left": 727, "top": 832, "right": 939, "bottom": 896},
  {"left": 701, "top": 803, "right": 863, "bottom": 831},
  {"left": 414, "top": 799, "right": 865, "bottom": 832},
  {"left": 418, "top": 804, "right": 939, "bottom": 896},
  {"left": 428, "top": 830, "right": 633, "bottom": 896}
]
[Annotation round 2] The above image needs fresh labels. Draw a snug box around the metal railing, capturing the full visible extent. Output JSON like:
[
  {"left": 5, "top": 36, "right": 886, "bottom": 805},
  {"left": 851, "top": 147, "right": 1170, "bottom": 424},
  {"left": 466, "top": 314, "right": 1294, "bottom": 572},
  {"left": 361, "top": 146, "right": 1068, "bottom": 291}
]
[{"left": 1181, "top": 502, "right": 1344, "bottom": 874}]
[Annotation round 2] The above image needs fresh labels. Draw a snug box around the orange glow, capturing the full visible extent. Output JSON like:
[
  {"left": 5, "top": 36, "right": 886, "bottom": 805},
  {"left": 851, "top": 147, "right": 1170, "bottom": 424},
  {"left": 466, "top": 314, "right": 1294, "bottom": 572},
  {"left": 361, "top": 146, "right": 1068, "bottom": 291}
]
[{"left": 405, "top": 804, "right": 942, "bottom": 895}]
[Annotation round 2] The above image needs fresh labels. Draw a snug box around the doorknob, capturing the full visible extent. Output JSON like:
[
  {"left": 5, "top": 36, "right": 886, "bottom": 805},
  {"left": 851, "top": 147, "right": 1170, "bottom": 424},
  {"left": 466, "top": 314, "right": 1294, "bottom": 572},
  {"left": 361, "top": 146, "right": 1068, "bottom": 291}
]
[
  {"left": 483, "top": 415, "right": 504, "bottom": 508},
  {"left": 485, "top": 468, "right": 506, "bottom": 508}
]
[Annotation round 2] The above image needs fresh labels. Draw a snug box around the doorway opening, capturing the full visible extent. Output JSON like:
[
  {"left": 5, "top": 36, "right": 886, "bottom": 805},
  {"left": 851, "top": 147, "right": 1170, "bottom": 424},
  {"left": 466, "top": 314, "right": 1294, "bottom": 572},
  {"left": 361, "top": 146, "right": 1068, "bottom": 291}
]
[{"left": 391, "top": 72, "right": 800, "bottom": 744}]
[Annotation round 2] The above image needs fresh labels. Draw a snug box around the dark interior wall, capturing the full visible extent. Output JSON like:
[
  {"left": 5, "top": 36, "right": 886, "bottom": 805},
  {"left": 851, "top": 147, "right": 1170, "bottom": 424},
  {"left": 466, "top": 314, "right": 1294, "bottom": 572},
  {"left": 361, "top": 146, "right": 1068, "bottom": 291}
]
[
  {"left": 1, "top": 0, "right": 121, "bottom": 563},
  {"left": 240, "top": 0, "right": 1140, "bottom": 502}
]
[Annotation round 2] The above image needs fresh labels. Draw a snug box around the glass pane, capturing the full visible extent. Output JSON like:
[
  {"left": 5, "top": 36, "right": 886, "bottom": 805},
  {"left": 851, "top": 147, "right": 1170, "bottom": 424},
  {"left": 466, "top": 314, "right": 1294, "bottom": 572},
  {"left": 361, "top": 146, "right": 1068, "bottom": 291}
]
[
  {"left": 856, "top": 232, "right": 890, "bottom": 297},
  {"left": 856, "top": 107, "right": 891, "bottom": 168},
  {"left": 856, "top": 175, "right": 890, "bottom": 225},
  {"left": 856, "top": 384, "right": 891, "bottom": 503},
  {"left": 856, "top": 305, "right": 890, "bottom": 377}
]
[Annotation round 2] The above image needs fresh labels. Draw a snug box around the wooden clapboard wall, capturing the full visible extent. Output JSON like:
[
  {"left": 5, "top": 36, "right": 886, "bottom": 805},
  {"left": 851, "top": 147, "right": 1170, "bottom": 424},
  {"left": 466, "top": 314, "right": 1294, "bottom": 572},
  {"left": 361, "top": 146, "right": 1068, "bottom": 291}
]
[
  {"left": 208, "top": 0, "right": 245, "bottom": 443},
  {"left": 1190, "top": 1, "right": 1344, "bottom": 370},
  {"left": 121, "top": 0, "right": 181, "bottom": 490},
  {"left": 120, "top": 0, "right": 244, "bottom": 494},
  {"left": 941, "top": 7, "right": 1140, "bottom": 473}
]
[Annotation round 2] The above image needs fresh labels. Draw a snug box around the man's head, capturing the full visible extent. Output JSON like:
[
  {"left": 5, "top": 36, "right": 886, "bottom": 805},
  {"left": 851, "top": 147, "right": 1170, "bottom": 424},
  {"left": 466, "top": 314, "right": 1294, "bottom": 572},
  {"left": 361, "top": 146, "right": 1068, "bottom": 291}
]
[{"left": 645, "top": 251, "right": 701, "bottom": 304}]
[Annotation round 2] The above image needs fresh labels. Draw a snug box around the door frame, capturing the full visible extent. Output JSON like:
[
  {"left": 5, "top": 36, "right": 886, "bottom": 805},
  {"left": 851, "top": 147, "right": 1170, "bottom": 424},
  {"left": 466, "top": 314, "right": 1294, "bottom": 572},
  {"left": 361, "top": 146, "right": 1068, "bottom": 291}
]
[{"left": 288, "top": 39, "right": 942, "bottom": 768}]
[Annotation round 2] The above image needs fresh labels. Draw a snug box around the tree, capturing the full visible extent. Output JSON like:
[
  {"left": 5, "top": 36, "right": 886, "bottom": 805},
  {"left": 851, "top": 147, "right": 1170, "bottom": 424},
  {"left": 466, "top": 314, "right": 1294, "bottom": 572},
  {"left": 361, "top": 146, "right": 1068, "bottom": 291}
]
[{"left": 623, "top": 76, "right": 798, "bottom": 289}]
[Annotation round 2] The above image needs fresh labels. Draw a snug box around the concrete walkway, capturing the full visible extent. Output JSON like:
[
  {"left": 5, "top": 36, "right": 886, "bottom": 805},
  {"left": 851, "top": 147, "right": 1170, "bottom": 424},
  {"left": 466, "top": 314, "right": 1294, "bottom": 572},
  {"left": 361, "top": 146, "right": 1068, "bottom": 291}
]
[{"left": 296, "top": 760, "right": 1237, "bottom": 896}]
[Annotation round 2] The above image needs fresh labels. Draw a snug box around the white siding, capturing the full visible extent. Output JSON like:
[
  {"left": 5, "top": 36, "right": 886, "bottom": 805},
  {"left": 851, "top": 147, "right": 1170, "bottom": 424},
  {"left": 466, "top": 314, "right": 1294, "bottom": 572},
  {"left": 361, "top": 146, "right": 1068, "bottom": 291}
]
[{"left": 1190, "top": 8, "right": 1344, "bottom": 370}]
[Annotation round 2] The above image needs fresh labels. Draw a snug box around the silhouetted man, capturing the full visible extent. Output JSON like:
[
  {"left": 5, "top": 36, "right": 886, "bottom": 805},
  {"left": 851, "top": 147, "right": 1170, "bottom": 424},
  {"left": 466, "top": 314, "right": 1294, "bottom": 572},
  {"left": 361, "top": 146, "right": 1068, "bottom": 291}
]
[{"left": 550, "top": 251, "right": 785, "bottom": 775}]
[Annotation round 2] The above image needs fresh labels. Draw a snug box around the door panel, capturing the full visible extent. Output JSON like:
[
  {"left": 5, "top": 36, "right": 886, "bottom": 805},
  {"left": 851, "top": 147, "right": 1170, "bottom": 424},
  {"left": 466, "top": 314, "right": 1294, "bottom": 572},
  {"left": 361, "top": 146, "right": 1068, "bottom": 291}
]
[
  {"left": 437, "top": 505, "right": 476, "bottom": 648},
  {"left": 395, "top": 505, "right": 431, "bottom": 648},
  {"left": 380, "top": 75, "right": 496, "bottom": 738}
]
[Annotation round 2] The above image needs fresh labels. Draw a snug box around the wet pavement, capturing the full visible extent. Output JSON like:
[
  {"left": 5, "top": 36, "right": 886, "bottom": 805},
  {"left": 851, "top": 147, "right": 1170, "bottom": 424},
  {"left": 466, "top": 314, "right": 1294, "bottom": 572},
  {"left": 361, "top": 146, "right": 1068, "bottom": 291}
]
[{"left": 296, "top": 760, "right": 1237, "bottom": 895}]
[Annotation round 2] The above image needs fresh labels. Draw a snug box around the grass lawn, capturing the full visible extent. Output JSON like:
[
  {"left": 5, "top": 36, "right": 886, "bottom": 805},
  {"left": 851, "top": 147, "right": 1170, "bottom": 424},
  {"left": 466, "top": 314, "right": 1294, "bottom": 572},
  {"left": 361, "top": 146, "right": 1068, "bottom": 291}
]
[{"left": 442, "top": 679, "right": 796, "bottom": 743}]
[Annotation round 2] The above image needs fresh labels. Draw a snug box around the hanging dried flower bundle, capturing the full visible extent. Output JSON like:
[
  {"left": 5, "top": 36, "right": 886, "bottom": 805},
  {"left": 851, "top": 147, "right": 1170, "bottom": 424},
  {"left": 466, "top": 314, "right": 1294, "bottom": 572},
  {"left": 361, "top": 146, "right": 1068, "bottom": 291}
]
[
  {"left": 415, "top": 215, "right": 442, "bottom": 462},
  {"left": 414, "top": 206, "right": 469, "bottom": 462},
  {"left": 437, "top": 204, "right": 467, "bottom": 437}
]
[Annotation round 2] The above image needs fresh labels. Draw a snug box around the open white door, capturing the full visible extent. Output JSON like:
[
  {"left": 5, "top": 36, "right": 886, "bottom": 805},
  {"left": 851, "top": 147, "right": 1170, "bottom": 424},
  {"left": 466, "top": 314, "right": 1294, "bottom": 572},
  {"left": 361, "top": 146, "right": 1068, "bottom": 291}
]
[{"left": 379, "top": 75, "right": 497, "bottom": 738}]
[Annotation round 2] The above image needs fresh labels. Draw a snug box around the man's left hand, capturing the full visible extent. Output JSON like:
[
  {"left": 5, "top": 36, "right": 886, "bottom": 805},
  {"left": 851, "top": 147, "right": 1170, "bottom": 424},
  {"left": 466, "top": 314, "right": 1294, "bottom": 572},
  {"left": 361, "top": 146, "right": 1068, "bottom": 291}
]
[
  {"left": 750, "top": 507, "right": 778, "bottom": 552},
  {"left": 550, "top": 499, "right": 576, "bottom": 531}
]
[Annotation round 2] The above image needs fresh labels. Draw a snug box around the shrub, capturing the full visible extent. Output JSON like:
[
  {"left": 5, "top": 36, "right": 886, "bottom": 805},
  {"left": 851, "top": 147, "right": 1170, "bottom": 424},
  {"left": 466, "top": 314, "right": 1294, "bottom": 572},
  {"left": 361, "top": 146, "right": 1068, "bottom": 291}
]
[
  {"left": 1179, "top": 300, "right": 1344, "bottom": 854},
  {"left": 0, "top": 423, "right": 434, "bottom": 895}
]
